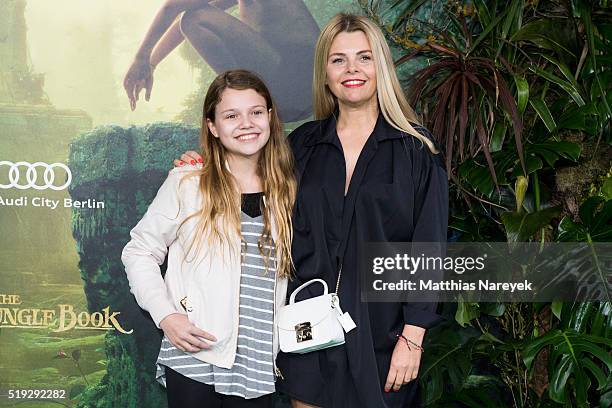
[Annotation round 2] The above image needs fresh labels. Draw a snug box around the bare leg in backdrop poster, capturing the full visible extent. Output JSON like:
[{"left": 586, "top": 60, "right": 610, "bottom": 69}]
[{"left": 123, "top": 0, "right": 320, "bottom": 122}]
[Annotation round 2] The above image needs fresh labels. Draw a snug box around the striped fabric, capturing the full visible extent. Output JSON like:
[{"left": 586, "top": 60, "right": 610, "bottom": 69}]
[{"left": 155, "top": 212, "right": 276, "bottom": 399}]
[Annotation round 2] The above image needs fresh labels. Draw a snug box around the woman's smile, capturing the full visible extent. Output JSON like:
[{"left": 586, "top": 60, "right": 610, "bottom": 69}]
[{"left": 341, "top": 79, "right": 367, "bottom": 88}]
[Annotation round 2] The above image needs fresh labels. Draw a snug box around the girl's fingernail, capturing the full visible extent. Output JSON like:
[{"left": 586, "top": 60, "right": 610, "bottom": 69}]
[
  {"left": 197, "top": 158, "right": 203, "bottom": 163},
  {"left": 190, "top": 160, "right": 195, "bottom": 165},
  {"left": 178, "top": 161, "right": 184, "bottom": 166}
]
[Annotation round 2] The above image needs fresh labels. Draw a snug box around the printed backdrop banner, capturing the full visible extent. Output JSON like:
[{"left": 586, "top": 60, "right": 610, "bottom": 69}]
[{"left": 0, "top": 1, "right": 362, "bottom": 407}]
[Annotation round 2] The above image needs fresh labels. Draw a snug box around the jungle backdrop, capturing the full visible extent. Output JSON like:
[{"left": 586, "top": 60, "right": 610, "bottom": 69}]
[{"left": 0, "top": 1, "right": 610, "bottom": 407}]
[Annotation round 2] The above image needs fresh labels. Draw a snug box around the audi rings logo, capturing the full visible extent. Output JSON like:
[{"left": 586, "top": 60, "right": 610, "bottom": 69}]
[{"left": 0, "top": 161, "right": 72, "bottom": 191}]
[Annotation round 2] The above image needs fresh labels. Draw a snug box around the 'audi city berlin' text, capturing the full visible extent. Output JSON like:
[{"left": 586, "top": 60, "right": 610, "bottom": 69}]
[{"left": 0, "top": 196, "right": 105, "bottom": 209}]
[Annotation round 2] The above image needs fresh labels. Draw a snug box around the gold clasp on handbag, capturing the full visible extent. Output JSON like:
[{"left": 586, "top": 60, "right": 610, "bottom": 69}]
[{"left": 295, "top": 322, "right": 312, "bottom": 343}]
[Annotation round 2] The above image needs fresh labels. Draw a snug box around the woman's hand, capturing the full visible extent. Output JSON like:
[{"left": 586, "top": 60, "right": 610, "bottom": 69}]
[
  {"left": 123, "top": 57, "right": 155, "bottom": 111},
  {"left": 159, "top": 313, "right": 217, "bottom": 353},
  {"left": 384, "top": 326, "right": 425, "bottom": 392},
  {"left": 173, "top": 151, "right": 203, "bottom": 167}
]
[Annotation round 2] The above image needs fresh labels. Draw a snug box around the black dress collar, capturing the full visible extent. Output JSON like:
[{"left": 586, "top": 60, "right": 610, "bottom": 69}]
[{"left": 303, "top": 111, "right": 407, "bottom": 147}]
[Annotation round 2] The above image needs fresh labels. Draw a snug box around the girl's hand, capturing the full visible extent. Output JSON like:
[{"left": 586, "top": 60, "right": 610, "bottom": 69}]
[
  {"left": 384, "top": 326, "right": 425, "bottom": 392},
  {"left": 173, "top": 151, "right": 203, "bottom": 167},
  {"left": 159, "top": 313, "right": 217, "bottom": 353}
]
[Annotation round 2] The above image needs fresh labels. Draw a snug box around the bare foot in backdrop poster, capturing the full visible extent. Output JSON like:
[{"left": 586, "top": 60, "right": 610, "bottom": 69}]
[{"left": 123, "top": 0, "right": 320, "bottom": 122}]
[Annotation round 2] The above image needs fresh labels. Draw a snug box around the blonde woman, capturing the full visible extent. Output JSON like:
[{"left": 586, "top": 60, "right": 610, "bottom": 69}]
[
  {"left": 273, "top": 14, "right": 448, "bottom": 408},
  {"left": 176, "top": 13, "right": 448, "bottom": 408},
  {"left": 122, "top": 70, "right": 296, "bottom": 407}
]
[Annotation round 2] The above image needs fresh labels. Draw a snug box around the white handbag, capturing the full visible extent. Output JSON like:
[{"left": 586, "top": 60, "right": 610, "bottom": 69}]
[
  {"left": 278, "top": 278, "right": 355, "bottom": 354},
  {"left": 279, "top": 146, "right": 358, "bottom": 353}
]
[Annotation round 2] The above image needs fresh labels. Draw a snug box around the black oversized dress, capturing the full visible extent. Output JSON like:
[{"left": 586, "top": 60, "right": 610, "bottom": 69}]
[{"left": 275, "top": 113, "right": 449, "bottom": 408}]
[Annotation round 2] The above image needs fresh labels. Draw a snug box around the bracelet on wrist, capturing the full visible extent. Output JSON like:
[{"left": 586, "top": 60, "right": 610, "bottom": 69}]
[{"left": 396, "top": 333, "right": 424, "bottom": 352}]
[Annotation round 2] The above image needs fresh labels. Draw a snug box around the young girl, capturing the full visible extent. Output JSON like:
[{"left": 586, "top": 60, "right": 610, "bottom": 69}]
[{"left": 121, "top": 69, "right": 296, "bottom": 408}]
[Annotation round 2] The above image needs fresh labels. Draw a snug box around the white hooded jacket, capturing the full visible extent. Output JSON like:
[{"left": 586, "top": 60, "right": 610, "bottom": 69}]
[{"left": 121, "top": 166, "right": 288, "bottom": 369}]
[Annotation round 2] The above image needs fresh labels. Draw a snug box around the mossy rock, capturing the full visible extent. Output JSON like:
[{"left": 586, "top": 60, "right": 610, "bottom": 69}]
[{"left": 68, "top": 123, "right": 199, "bottom": 408}]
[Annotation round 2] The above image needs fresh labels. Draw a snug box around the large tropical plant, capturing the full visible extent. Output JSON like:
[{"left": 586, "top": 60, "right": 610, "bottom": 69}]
[{"left": 358, "top": 0, "right": 612, "bottom": 406}]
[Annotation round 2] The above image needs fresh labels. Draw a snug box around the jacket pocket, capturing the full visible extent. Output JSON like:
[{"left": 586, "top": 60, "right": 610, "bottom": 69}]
[{"left": 188, "top": 271, "right": 235, "bottom": 351}]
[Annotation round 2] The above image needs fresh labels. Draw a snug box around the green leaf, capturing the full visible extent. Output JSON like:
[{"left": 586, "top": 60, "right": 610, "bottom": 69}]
[
  {"left": 437, "top": 375, "right": 507, "bottom": 406},
  {"left": 459, "top": 152, "right": 516, "bottom": 197},
  {"left": 602, "top": 177, "right": 612, "bottom": 201},
  {"left": 512, "top": 153, "right": 542, "bottom": 177},
  {"left": 579, "top": 196, "right": 605, "bottom": 229},
  {"left": 420, "top": 323, "right": 478, "bottom": 404},
  {"left": 557, "top": 107, "right": 587, "bottom": 131},
  {"left": 480, "top": 302, "right": 506, "bottom": 316},
  {"left": 472, "top": 0, "right": 491, "bottom": 27},
  {"left": 460, "top": 162, "right": 496, "bottom": 197},
  {"left": 69, "top": 384, "right": 86, "bottom": 400},
  {"left": 530, "top": 66, "right": 586, "bottom": 106},
  {"left": 511, "top": 19, "right": 577, "bottom": 57},
  {"left": 545, "top": 141, "right": 580, "bottom": 161},
  {"left": 600, "top": 374, "right": 612, "bottom": 408},
  {"left": 530, "top": 98, "right": 557, "bottom": 132},
  {"left": 549, "top": 354, "right": 573, "bottom": 402},
  {"left": 582, "top": 357, "right": 609, "bottom": 390},
  {"left": 514, "top": 75, "right": 530, "bottom": 114},
  {"left": 523, "top": 329, "right": 612, "bottom": 404},
  {"left": 456, "top": 301, "right": 480, "bottom": 327},
  {"left": 538, "top": 53, "right": 582, "bottom": 91},
  {"left": 528, "top": 140, "right": 581, "bottom": 166},
  {"left": 551, "top": 301, "right": 563, "bottom": 320},
  {"left": 565, "top": 303, "right": 595, "bottom": 332},
  {"left": 490, "top": 122, "right": 507, "bottom": 153},
  {"left": 501, "top": 0, "right": 522, "bottom": 41},
  {"left": 478, "top": 331, "right": 506, "bottom": 344},
  {"left": 470, "top": 11, "right": 508, "bottom": 55},
  {"left": 391, "top": 0, "right": 430, "bottom": 30},
  {"left": 590, "top": 200, "right": 612, "bottom": 238},
  {"left": 557, "top": 216, "right": 586, "bottom": 241},
  {"left": 501, "top": 206, "right": 562, "bottom": 242},
  {"left": 562, "top": 198, "right": 612, "bottom": 242},
  {"left": 589, "top": 302, "right": 611, "bottom": 338}
]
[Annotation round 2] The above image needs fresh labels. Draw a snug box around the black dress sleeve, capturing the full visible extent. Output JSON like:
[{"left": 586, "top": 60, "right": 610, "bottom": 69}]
[
  {"left": 286, "top": 120, "right": 319, "bottom": 288},
  {"left": 402, "top": 127, "right": 449, "bottom": 328}
]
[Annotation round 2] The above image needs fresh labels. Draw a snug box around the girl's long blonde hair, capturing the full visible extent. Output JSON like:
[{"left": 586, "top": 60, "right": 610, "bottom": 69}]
[
  {"left": 313, "top": 13, "right": 438, "bottom": 154},
  {"left": 180, "top": 70, "right": 296, "bottom": 278}
]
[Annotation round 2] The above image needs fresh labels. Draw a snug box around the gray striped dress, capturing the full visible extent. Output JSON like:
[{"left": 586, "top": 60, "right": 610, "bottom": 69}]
[{"left": 156, "top": 208, "right": 276, "bottom": 399}]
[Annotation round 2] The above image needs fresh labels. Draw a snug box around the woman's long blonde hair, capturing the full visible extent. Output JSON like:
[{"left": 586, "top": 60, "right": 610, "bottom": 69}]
[
  {"left": 180, "top": 70, "right": 296, "bottom": 278},
  {"left": 313, "top": 13, "right": 438, "bottom": 153}
]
